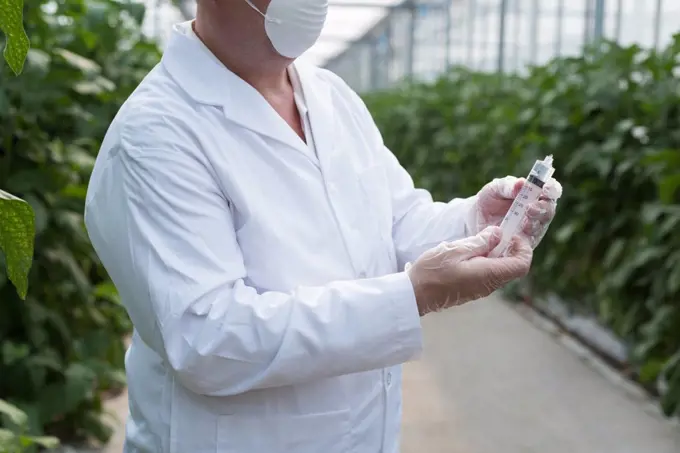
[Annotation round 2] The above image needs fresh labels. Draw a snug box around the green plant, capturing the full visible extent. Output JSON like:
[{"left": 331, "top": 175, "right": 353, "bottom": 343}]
[
  {"left": 1, "top": 0, "right": 35, "bottom": 304},
  {"left": 0, "top": 0, "right": 161, "bottom": 446},
  {"left": 364, "top": 38, "right": 680, "bottom": 417},
  {"left": 0, "top": 400, "right": 59, "bottom": 453}
]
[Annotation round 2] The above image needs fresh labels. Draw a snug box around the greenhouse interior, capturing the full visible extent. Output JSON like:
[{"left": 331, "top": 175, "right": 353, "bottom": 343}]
[{"left": 1, "top": 0, "right": 680, "bottom": 452}]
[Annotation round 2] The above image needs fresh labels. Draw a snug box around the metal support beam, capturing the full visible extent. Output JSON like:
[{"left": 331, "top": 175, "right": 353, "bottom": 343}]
[
  {"left": 512, "top": 0, "right": 521, "bottom": 70},
  {"left": 614, "top": 0, "right": 623, "bottom": 40},
  {"left": 529, "top": 0, "right": 539, "bottom": 63},
  {"left": 478, "top": 3, "right": 491, "bottom": 69},
  {"left": 653, "top": 0, "right": 663, "bottom": 49},
  {"left": 554, "top": 0, "right": 564, "bottom": 55},
  {"left": 497, "top": 0, "right": 508, "bottom": 73},
  {"left": 444, "top": 0, "right": 452, "bottom": 69},
  {"left": 321, "top": 1, "right": 449, "bottom": 72},
  {"left": 322, "top": 12, "right": 392, "bottom": 69},
  {"left": 466, "top": 0, "right": 476, "bottom": 67},
  {"left": 593, "top": 0, "right": 606, "bottom": 41},
  {"left": 406, "top": 2, "right": 415, "bottom": 78},
  {"left": 385, "top": 19, "right": 394, "bottom": 84},
  {"left": 583, "top": 0, "right": 592, "bottom": 44}
]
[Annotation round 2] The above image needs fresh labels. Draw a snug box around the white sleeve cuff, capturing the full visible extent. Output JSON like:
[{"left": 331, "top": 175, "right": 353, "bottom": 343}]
[{"left": 378, "top": 271, "right": 423, "bottom": 362}]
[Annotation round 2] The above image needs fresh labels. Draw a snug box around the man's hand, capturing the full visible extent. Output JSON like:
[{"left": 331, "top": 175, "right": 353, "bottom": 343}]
[
  {"left": 470, "top": 176, "right": 563, "bottom": 249},
  {"left": 406, "top": 226, "right": 533, "bottom": 316}
]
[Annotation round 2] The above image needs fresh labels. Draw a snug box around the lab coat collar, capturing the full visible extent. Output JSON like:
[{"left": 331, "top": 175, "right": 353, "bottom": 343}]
[
  {"left": 161, "top": 21, "right": 327, "bottom": 157},
  {"left": 293, "top": 60, "right": 336, "bottom": 174}
]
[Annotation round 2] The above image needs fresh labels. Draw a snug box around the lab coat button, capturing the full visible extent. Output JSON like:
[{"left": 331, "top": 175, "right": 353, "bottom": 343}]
[
  {"left": 386, "top": 372, "right": 392, "bottom": 386},
  {"left": 358, "top": 271, "right": 367, "bottom": 278}
]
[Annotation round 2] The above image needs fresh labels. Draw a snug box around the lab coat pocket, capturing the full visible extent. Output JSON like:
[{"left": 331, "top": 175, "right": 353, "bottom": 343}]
[{"left": 216, "top": 409, "right": 350, "bottom": 453}]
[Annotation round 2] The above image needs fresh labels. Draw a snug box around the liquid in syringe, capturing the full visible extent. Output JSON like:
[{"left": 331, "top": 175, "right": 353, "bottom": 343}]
[{"left": 488, "top": 155, "right": 555, "bottom": 258}]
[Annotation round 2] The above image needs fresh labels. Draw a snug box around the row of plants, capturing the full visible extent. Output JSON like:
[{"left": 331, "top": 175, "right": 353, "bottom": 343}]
[
  {"left": 364, "top": 37, "right": 680, "bottom": 417},
  {"left": 1, "top": 0, "right": 161, "bottom": 449}
]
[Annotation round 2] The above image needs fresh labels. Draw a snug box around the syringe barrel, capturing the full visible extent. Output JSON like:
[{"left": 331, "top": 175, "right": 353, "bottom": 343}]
[
  {"left": 487, "top": 155, "right": 555, "bottom": 258},
  {"left": 527, "top": 159, "right": 555, "bottom": 187}
]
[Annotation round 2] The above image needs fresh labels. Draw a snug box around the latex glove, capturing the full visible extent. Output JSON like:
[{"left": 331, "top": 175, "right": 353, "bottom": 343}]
[
  {"left": 468, "top": 176, "right": 563, "bottom": 248},
  {"left": 406, "top": 226, "right": 532, "bottom": 316}
]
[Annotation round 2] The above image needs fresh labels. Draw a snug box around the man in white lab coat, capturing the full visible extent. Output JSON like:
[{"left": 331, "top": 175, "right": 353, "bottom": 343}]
[{"left": 84, "top": 1, "right": 562, "bottom": 452}]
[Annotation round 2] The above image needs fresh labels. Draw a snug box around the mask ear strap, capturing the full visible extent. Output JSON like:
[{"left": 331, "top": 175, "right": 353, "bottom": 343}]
[{"left": 243, "top": 0, "right": 282, "bottom": 24}]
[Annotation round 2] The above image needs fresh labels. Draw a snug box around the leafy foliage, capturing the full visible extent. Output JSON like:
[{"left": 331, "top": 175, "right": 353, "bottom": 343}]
[
  {"left": 0, "top": 400, "right": 59, "bottom": 452},
  {"left": 0, "top": 0, "right": 30, "bottom": 74},
  {"left": 0, "top": 0, "right": 161, "bottom": 445},
  {"left": 1, "top": 0, "right": 34, "bottom": 302},
  {"left": 364, "top": 38, "right": 680, "bottom": 417}
]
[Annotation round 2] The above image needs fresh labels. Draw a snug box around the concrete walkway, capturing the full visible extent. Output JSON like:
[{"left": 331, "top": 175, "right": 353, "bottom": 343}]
[{"left": 104, "top": 295, "right": 680, "bottom": 453}]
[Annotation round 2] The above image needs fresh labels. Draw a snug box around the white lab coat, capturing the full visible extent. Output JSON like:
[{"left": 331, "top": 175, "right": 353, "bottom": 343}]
[{"left": 84, "top": 21, "right": 477, "bottom": 453}]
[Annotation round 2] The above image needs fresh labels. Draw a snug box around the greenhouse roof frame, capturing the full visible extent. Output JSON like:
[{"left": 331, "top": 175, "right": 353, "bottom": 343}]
[{"left": 172, "top": 0, "right": 447, "bottom": 66}]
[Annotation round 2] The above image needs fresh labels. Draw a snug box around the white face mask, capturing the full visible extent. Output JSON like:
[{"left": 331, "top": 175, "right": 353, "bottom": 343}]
[{"left": 244, "top": 0, "right": 328, "bottom": 59}]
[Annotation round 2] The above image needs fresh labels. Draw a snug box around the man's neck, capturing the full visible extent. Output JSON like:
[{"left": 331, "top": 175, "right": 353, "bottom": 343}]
[{"left": 192, "top": 19, "right": 292, "bottom": 96}]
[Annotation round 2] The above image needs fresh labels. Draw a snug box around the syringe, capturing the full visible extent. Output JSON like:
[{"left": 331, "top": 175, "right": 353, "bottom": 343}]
[{"left": 488, "top": 155, "right": 555, "bottom": 258}]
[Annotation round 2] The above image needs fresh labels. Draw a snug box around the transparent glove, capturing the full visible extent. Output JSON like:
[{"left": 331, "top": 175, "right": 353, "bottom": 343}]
[
  {"left": 406, "top": 226, "right": 533, "bottom": 316},
  {"left": 468, "top": 176, "right": 563, "bottom": 248}
]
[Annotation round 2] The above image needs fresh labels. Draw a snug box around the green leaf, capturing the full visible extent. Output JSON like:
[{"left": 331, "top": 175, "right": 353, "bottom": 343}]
[
  {"left": 73, "top": 76, "right": 116, "bottom": 95},
  {"left": 0, "top": 399, "right": 28, "bottom": 427},
  {"left": 22, "top": 434, "right": 60, "bottom": 449},
  {"left": 659, "top": 173, "right": 680, "bottom": 204},
  {"left": 0, "top": 428, "right": 18, "bottom": 451},
  {"left": 639, "top": 359, "right": 664, "bottom": 383},
  {"left": 0, "top": 0, "right": 30, "bottom": 74},
  {"left": 81, "top": 411, "right": 114, "bottom": 443},
  {"left": 53, "top": 48, "right": 101, "bottom": 73},
  {"left": 116, "top": 0, "right": 146, "bottom": 25},
  {"left": 93, "top": 281, "right": 121, "bottom": 304},
  {"left": 2, "top": 341, "right": 30, "bottom": 365},
  {"left": 0, "top": 190, "right": 35, "bottom": 299},
  {"left": 37, "top": 363, "right": 96, "bottom": 423}
]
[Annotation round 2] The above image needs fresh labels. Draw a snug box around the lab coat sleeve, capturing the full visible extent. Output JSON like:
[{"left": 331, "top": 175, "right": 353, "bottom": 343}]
[
  {"left": 84, "top": 135, "right": 422, "bottom": 397},
  {"left": 332, "top": 73, "right": 477, "bottom": 269},
  {"left": 381, "top": 146, "right": 478, "bottom": 269}
]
